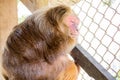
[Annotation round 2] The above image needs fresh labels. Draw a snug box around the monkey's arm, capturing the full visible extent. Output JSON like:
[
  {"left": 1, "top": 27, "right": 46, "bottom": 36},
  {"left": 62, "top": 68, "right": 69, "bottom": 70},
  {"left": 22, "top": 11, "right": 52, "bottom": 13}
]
[{"left": 57, "top": 61, "right": 79, "bottom": 80}]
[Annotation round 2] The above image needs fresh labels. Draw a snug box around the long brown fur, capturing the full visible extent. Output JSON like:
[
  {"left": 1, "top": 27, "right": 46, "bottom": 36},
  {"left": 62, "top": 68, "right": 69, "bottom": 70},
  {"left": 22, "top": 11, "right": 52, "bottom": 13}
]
[{"left": 2, "top": 5, "right": 79, "bottom": 80}]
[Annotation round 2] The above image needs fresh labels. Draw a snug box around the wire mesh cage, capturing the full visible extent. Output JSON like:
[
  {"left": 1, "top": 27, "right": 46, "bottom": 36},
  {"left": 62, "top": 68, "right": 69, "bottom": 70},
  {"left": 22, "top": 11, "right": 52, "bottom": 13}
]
[{"left": 71, "top": 0, "right": 120, "bottom": 80}]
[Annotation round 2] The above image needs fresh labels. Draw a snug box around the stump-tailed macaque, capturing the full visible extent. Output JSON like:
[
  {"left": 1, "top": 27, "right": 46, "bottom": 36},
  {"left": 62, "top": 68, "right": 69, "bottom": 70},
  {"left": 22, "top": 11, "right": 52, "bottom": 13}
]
[{"left": 2, "top": 5, "right": 80, "bottom": 80}]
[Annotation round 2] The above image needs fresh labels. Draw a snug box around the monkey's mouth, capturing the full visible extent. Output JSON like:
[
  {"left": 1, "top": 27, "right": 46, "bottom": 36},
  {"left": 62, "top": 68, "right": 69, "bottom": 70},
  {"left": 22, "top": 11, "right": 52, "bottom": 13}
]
[
  {"left": 65, "top": 14, "right": 80, "bottom": 38},
  {"left": 70, "top": 22, "right": 79, "bottom": 37}
]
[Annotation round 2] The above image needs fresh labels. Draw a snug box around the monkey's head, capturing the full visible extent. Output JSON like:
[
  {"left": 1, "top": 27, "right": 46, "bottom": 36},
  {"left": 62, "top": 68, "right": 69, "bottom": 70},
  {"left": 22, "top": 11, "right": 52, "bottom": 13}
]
[
  {"left": 4, "top": 5, "right": 80, "bottom": 64},
  {"left": 42, "top": 5, "right": 80, "bottom": 52},
  {"left": 45, "top": 5, "right": 80, "bottom": 39}
]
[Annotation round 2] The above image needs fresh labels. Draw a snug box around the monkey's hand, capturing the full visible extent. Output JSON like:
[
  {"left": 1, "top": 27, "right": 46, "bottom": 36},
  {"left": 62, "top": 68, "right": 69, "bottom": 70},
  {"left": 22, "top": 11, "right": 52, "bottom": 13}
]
[{"left": 57, "top": 61, "right": 79, "bottom": 80}]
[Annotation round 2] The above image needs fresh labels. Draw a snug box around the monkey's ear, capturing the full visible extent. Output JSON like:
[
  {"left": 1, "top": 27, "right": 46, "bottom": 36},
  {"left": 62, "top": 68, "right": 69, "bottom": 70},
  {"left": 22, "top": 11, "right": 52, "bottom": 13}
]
[{"left": 45, "top": 5, "right": 70, "bottom": 26}]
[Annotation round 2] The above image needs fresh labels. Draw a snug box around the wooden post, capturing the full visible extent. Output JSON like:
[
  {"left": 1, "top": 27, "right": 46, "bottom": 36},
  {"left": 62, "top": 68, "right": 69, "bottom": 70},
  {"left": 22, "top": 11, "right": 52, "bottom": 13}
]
[
  {"left": 20, "top": 0, "right": 48, "bottom": 12},
  {"left": 35, "top": 0, "right": 48, "bottom": 9},
  {"left": 48, "top": 0, "right": 80, "bottom": 6},
  {"left": 71, "top": 45, "right": 115, "bottom": 80},
  {"left": 0, "top": 0, "right": 17, "bottom": 54},
  {"left": 0, "top": 0, "right": 17, "bottom": 79}
]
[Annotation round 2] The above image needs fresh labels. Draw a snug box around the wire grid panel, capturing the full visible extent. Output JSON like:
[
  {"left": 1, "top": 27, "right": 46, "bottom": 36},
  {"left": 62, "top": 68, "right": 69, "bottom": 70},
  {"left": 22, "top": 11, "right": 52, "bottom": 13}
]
[{"left": 72, "top": 0, "right": 120, "bottom": 80}]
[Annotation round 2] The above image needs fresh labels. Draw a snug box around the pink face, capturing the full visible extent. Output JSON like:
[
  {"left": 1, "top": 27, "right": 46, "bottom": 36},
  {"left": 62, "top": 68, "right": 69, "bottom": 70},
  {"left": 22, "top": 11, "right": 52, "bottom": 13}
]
[{"left": 64, "top": 14, "right": 80, "bottom": 38}]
